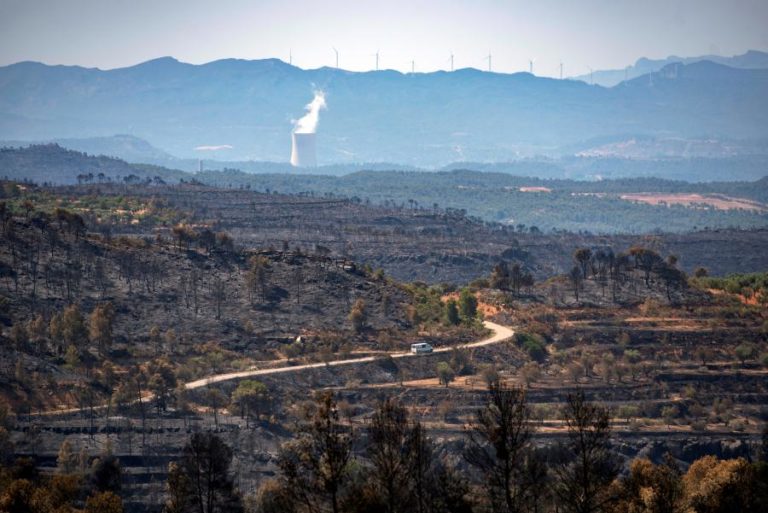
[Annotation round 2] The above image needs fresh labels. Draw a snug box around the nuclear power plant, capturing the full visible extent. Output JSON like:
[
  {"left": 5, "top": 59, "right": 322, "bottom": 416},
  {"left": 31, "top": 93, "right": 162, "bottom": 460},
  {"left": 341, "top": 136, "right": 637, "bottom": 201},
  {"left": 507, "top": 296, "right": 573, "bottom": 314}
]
[
  {"left": 290, "top": 132, "right": 317, "bottom": 167},
  {"left": 290, "top": 91, "right": 326, "bottom": 168}
]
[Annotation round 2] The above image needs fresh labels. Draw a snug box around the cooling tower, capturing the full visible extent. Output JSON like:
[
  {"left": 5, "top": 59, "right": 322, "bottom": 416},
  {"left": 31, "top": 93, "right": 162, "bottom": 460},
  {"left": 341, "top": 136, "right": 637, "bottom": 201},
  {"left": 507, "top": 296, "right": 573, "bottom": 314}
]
[{"left": 290, "top": 132, "right": 317, "bottom": 167}]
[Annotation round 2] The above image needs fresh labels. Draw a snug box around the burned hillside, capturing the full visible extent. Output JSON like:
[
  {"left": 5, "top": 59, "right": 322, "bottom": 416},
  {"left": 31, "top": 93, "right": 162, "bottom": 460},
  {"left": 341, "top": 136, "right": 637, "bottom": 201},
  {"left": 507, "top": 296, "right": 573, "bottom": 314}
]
[{"left": 0, "top": 197, "right": 418, "bottom": 411}]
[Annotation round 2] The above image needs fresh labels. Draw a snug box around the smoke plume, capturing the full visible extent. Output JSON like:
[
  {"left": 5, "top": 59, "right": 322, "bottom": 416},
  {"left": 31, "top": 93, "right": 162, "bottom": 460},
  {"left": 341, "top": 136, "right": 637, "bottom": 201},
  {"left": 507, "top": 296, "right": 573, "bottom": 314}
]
[{"left": 293, "top": 91, "right": 326, "bottom": 134}]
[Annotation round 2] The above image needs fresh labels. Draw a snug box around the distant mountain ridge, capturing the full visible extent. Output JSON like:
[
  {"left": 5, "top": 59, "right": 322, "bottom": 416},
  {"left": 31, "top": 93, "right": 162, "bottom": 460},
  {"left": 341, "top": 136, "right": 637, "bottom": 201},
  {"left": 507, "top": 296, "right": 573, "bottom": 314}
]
[
  {"left": 0, "top": 134, "right": 177, "bottom": 163},
  {"left": 0, "top": 144, "right": 187, "bottom": 184},
  {"left": 1, "top": 55, "right": 767, "bottom": 166},
  {"left": 3, "top": 144, "right": 768, "bottom": 191},
  {"left": 571, "top": 50, "right": 768, "bottom": 87},
  {"left": 4, "top": 136, "right": 768, "bottom": 183}
]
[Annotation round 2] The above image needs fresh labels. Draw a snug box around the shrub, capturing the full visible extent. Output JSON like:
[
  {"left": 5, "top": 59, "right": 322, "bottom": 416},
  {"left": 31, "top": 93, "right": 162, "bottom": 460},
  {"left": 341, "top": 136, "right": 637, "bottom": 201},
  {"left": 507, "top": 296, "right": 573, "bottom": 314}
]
[
  {"left": 734, "top": 342, "right": 756, "bottom": 363},
  {"left": 436, "top": 361, "right": 455, "bottom": 387},
  {"left": 624, "top": 349, "right": 641, "bottom": 364},
  {"left": 515, "top": 333, "right": 547, "bottom": 362}
]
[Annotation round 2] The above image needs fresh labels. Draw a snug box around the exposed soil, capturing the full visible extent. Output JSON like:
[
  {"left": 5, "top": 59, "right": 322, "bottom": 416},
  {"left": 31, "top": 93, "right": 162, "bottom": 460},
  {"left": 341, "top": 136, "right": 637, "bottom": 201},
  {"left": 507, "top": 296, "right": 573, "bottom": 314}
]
[{"left": 620, "top": 192, "right": 767, "bottom": 212}]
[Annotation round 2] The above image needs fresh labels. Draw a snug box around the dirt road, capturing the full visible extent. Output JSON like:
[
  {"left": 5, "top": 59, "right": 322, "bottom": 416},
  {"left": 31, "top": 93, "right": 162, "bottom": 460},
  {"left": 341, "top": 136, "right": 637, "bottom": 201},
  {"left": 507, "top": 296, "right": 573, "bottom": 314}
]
[
  {"left": 184, "top": 321, "right": 514, "bottom": 389},
  {"left": 33, "top": 321, "right": 513, "bottom": 416}
]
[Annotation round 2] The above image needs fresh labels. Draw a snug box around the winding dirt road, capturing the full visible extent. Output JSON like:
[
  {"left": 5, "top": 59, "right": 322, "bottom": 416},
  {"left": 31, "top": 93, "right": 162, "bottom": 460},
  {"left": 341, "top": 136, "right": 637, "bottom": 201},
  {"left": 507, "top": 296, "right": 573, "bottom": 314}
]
[
  {"left": 33, "top": 321, "right": 513, "bottom": 416},
  {"left": 184, "top": 320, "right": 514, "bottom": 390}
]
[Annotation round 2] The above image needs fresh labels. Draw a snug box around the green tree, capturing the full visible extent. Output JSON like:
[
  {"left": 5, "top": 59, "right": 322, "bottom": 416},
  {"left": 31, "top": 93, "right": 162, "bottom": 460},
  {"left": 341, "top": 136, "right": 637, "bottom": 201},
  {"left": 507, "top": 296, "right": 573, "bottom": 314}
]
[
  {"left": 735, "top": 343, "right": 756, "bottom": 364},
  {"left": 458, "top": 288, "right": 478, "bottom": 323},
  {"left": 231, "top": 380, "right": 271, "bottom": 428},
  {"left": 444, "top": 299, "right": 460, "bottom": 326},
  {"left": 624, "top": 349, "right": 641, "bottom": 364},
  {"left": 147, "top": 359, "right": 177, "bottom": 414},
  {"left": 436, "top": 362, "right": 455, "bottom": 387}
]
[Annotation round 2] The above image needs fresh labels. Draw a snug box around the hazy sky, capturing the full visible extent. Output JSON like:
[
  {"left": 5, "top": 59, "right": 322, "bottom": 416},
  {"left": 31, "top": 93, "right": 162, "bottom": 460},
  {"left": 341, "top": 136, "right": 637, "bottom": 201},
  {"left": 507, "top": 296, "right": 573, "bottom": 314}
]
[{"left": 2, "top": 0, "right": 767, "bottom": 77}]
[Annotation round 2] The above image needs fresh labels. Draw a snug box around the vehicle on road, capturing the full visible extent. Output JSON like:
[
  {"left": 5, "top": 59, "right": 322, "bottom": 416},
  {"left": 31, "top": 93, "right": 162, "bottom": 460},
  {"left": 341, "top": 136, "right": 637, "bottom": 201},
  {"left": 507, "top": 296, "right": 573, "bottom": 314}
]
[{"left": 410, "top": 342, "right": 433, "bottom": 354}]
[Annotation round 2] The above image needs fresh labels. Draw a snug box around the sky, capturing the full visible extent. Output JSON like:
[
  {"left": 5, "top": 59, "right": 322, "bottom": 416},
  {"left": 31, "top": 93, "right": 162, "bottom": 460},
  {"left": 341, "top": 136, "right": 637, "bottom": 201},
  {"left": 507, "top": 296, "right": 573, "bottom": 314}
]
[{"left": 1, "top": 0, "right": 767, "bottom": 77}]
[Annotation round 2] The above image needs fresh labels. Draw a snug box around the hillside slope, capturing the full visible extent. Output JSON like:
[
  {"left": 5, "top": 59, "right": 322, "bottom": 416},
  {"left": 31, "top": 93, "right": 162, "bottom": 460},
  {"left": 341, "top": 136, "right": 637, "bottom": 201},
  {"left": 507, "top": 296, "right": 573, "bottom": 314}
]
[
  {"left": 0, "top": 201, "right": 416, "bottom": 410},
  {"left": 0, "top": 144, "right": 188, "bottom": 184}
]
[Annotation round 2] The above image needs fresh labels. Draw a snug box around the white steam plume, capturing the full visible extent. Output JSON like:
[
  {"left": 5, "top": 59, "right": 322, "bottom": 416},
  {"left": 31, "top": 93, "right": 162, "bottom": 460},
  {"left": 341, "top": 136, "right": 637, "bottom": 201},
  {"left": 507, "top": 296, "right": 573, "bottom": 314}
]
[{"left": 293, "top": 91, "right": 326, "bottom": 134}]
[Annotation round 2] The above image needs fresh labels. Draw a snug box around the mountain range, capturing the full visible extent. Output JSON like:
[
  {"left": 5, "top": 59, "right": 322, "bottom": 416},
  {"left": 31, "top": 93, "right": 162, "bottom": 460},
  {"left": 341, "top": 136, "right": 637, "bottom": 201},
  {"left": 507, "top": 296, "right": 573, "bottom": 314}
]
[
  {"left": 1, "top": 55, "right": 767, "bottom": 167},
  {"left": 570, "top": 49, "right": 768, "bottom": 87}
]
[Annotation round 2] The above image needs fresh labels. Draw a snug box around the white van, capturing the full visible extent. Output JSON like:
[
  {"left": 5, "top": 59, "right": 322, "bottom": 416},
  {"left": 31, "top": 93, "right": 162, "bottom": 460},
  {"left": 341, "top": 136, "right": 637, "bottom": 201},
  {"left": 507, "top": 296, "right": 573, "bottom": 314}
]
[{"left": 410, "top": 342, "right": 433, "bottom": 354}]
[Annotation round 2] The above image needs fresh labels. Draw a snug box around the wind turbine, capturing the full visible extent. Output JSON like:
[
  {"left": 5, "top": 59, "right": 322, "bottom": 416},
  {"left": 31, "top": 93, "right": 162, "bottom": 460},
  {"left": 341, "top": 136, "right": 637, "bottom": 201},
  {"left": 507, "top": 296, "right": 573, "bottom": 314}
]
[
  {"left": 449, "top": 52, "right": 454, "bottom": 72},
  {"left": 486, "top": 51, "right": 492, "bottom": 72},
  {"left": 375, "top": 50, "right": 379, "bottom": 71},
  {"left": 587, "top": 65, "right": 594, "bottom": 85},
  {"left": 529, "top": 57, "right": 536, "bottom": 75},
  {"left": 289, "top": 49, "right": 293, "bottom": 66},
  {"left": 559, "top": 61, "right": 564, "bottom": 80},
  {"left": 332, "top": 47, "right": 339, "bottom": 69},
  {"left": 411, "top": 60, "right": 415, "bottom": 74}
]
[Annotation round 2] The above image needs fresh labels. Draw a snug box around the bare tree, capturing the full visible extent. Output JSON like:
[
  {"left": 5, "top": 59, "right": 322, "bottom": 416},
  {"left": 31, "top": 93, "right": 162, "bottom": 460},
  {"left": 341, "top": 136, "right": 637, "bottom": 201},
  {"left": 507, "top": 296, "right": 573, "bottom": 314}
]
[
  {"left": 276, "top": 392, "right": 354, "bottom": 513},
  {"left": 366, "top": 398, "right": 412, "bottom": 513},
  {"left": 165, "top": 433, "right": 243, "bottom": 513},
  {"left": 211, "top": 275, "right": 226, "bottom": 320},
  {"left": 569, "top": 266, "right": 583, "bottom": 303},
  {"left": 466, "top": 381, "right": 542, "bottom": 513},
  {"left": 552, "top": 390, "right": 620, "bottom": 513},
  {"left": 574, "top": 248, "right": 593, "bottom": 280}
]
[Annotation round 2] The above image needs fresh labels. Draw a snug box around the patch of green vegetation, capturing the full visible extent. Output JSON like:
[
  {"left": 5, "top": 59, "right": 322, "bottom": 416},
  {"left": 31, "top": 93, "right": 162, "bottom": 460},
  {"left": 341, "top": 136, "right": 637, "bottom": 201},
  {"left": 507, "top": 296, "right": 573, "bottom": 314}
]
[
  {"left": 196, "top": 169, "right": 768, "bottom": 233},
  {"left": 1, "top": 183, "right": 187, "bottom": 228},
  {"left": 515, "top": 332, "right": 547, "bottom": 362},
  {"left": 403, "top": 282, "right": 447, "bottom": 325},
  {"left": 693, "top": 271, "right": 768, "bottom": 302}
]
